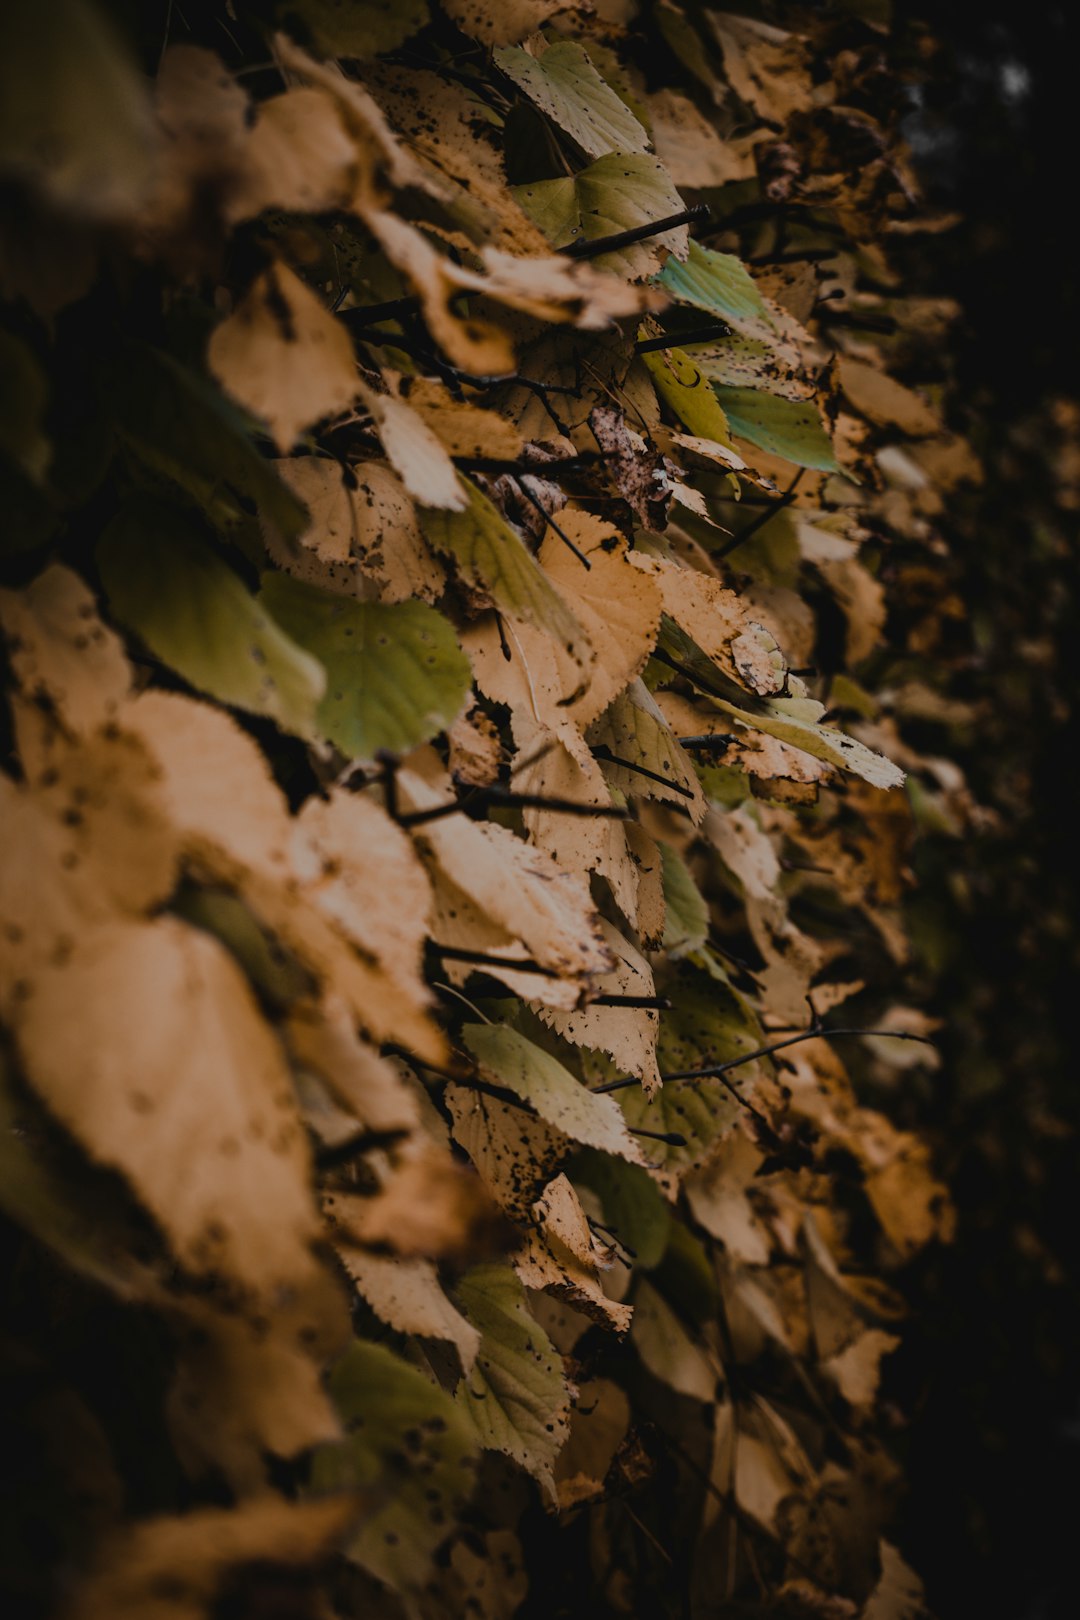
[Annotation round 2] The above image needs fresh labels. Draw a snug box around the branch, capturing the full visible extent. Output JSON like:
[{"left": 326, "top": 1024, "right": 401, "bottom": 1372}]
[
  {"left": 714, "top": 467, "right": 806, "bottom": 561},
  {"left": 592, "top": 744, "right": 695, "bottom": 797},
  {"left": 635, "top": 321, "right": 733, "bottom": 355},
  {"left": 559, "top": 203, "right": 710, "bottom": 260},
  {"left": 593, "top": 1024, "right": 938, "bottom": 1094}
]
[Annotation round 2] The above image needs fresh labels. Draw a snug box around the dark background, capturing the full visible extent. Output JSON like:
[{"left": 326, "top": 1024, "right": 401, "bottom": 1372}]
[{"left": 890, "top": 5, "right": 1080, "bottom": 1617}]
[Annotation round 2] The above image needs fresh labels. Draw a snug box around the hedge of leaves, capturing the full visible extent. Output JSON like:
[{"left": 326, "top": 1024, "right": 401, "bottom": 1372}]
[{"left": 0, "top": 3, "right": 975, "bottom": 1616}]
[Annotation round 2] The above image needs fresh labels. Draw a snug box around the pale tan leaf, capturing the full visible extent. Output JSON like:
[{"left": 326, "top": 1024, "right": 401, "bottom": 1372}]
[
  {"left": 708, "top": 12, "right": 814, "bottom": 125},
  {"left": 61, "top": 1494, "right": 362, "bottom": 1620},
  {"left": 540, "top": 918, "right": 663, "bottom": 1095},
  {"left": 265, "top": 456, "right": 446, "bottom": 602},
  {"left": 516, "top": 1174, "right": 633, "bottom": 1334},
  {"left": 228, "top": 86, "right": 358, "bottom": 222},
  {"left": 284, "top": 996, "right": 420, "bottom": 1134},
  {"left": 446, "top": 1084, "right": 565, "bottom": 1220},
  {"left": 357, "top": 378, "right": 467, "bottom": 510},
  {"left": 207, "top": 262, "right": 357, "bottom": 452},
  {"left": 399, "top": 751, "right": 613, "bottom": 989},
  {"left": 406, "top": 377, "right": 524, "bottom": 460},
  {"left": 648, "top": 89, "right": 758, "bottom": 187},
  {"left": 325, "top": 1137, "right": 498, "bottom": 1260},
  {"left": 684, "top": 1132, "right": 771, "bottom": 1265},
  {"left": 337, "top": 1249, "right": 481, "bottom": 1373},
  {"left": 862, "top": 1541, "right": 928, "bottom": 1620},
  {"left": 838, "top": 356, "right": 941, "bottom": 438},
  {"left": 12, "top": 916, "right": 320, "bottom": 1294},
  {"left": 710, "top": 1397, "right": 806, "bottom": 1532},
  {"left": 0, "top": 565, "right": 131, "bottom": 735},
  {"left": 822, "top": 1329, "right": 901, "bottom": 1412}
]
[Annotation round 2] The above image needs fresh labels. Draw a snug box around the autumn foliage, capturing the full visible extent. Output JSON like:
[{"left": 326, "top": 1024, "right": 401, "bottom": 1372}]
[{"left": 0, "top": 3, "right": 976, "bottom": 1617}]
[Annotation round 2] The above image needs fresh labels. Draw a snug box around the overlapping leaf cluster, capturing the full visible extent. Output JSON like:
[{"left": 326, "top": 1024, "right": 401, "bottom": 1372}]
[{"left": 0, "top": 3, "right": 970, "bottom": 1616}]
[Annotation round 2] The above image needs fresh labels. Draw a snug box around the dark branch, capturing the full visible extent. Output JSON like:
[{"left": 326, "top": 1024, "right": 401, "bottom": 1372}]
[
  {"left": 715, "top": 467, "right": 806, "bottom": 561},
  {"left": 592, "top": 744, "right": 694, "bottom": 797},
  {"left": 635, "top": 321, "right": 733, "bottom": 355},
  {"left": 559, "top": 204, "right": 710, "bottom": 260}
]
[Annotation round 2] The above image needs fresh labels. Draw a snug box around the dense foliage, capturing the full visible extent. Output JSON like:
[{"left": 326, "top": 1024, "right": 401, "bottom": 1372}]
[{"left": 0, "top": 3, "right": 981, "bottom": 1616}]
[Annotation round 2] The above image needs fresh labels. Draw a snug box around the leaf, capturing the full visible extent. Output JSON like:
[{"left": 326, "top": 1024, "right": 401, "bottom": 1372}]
[
  {"left": 259, "top": 573, "right": 471, "bottom": 761},
  {"left": 357, "top": 379, "right": 467, "bottom": 510},
  {"left": 62, "top": 1495, "right": 363, "bottom": 1620},
  {"left": 0, "top": 564, "right": 131, "bottom": 736},
  {"left": 862, "top": 1541, "right": 928, "bottom": 1620},
  {"left": 515, "top": 153, "right": 688, "bottom": 279},
  {"left": 516, "top": 1174, "right": 633, "bottom": 1334},
  {"left": 98, "top": 501, "right": 325, "bottom": 736},
  {"left": 540, "top": 918, "right": 664, "bottom": 1095},
  {"left": 494, "top": 41, "right": 650, "bottom": 160},
  {"left": 337, "top": 1250, "right": 480, "bottom": 1373},
  {"left": 0, "top": 0, "right": 156, "bottom": 220},
  {"left": 462, "top": 1023, "right": 646, "bottom": 1163},
  {"left": 454, "top": 1263, "right": 571, "bottom": 1498},
  {"left": 398, "top": 751, "right": 613, "bottom": 991},
  {"left": 570, "top": 1149, "right": 671, "bottom": 1269},
  {"left": 446, "top": 1084, "right": 566, "bottom": 1219},
  {"left": 420, "top": 476, "right": 589, "bottom": 668},
  {"left": 11, "top": 916, "right": 320, "bottom": 1294},
  {"left": 265, "top": 456, "right": 445, "bottom": 602},
  {"left": 618, "top": 970, "right": 764, "bottom": 1187},
  {"left": 706, "top": 692, "right": 906, "bottom": 789},
  {"left": 108, "top": 344, "right": 311, "bottom": 542},
  {"left": 312, "top": 1339, "right": 480, "bottom": 1592},
  {"left": 660, "top": 841, "right": 710, "bottom": 957},
  {"left": 658, "top": 239, "right": 775, "bottom": 332},
  {"left": 587, "top": 677, "right": 706, "bottom": 818},
  {"left": 466, "top": 514, "right": 663, "bottom": 729},
  {"left": 714, "top": 387, "right": 838, "bottom": 470},
  {"left": 287, "top": 0, "right": 430, "bottom": 58},
  {"left": 631, "top": 1279, "right": 716, "bottom": 1401},
  {"left": 642, "top": 342, "right": 740, "bottom": 453},
  {"left": 207, "top": 262, "right": 358, "bottom": 452},
  {"left": 441, "top": 0, "right": 573, "bottom": 47},
  {"left": 554, "top": 1377, "right": 631, "bottom": 1507},
  {"left": 229, "top": 86, "right": 359, "bottom": 222},
  {"left": 707, "top": 11, "right": 814, "bottom": 126}
]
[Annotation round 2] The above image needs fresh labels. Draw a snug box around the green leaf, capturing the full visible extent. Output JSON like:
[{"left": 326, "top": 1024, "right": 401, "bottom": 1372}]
[
  {"left": 259, "top": 574, "right": 471, "bottom": 762},
  {"left": 642, "top": 343, "right": 739, "bottom": 452},
  {"left": 618, "top": 970, "right": 763, "bottom": 1184},
  {"left": 108, "top": 345, "right": 310, "bottom": 543},
  {"left": 494, "top": 41, "right": 650, "bottom": 159},
  {"left": 0, "top": 0, "right": 155, "bottom": 220},
  {"left": 569, "top": 1149, "right": 671, "bottom": 1269},
  {"left": 712, "top": 387, "right": 838, "bottom": 470},
  {"left": 453, "top": 1264, "right": 570, "bottom": 1498},
  {"left": 514, "top": 153, "right": 686, "bottom": 278},
  {"left": 98, "top": 499, "right": 324, "bottom": 736},
  {"left": 0, "top": 331, "right": 49, "bottom": 482},
  {"left": 312, "top": 1338, "right": 479, "bottom": 1592},
  {"left": 282, "top": 0, "right": 430, "bottom": 57},
  {"left": 660, "top": 842, "right": 710, "bottom": 957},
  {"left": 419, "top": 476, "right": 588, "bottom": 668},
  {"left": 462, "top": 1023, "right": 645, "bottom": 1163},
  {"left": 706, "top": 693, "right": 905, "bottom": 789},
  {"left": 658, "top": 240, "right": 773, "bottom": 332}
]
